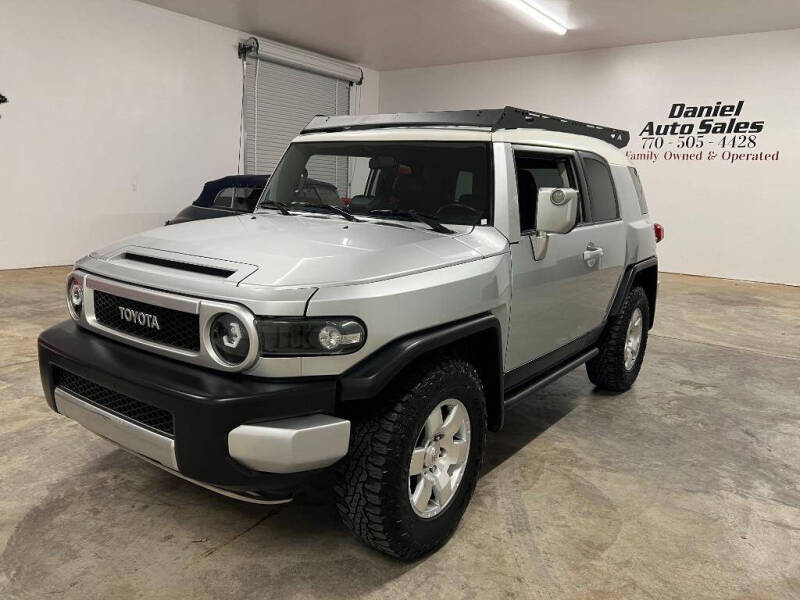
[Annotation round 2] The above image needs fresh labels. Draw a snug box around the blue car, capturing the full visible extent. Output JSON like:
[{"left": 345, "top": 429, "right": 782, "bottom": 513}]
[
  {"left": 167, "top": 175, "right": 269, "bottom": 225},
  {"left": 167, "top": 174, "right": 345, "bottom": 225}
]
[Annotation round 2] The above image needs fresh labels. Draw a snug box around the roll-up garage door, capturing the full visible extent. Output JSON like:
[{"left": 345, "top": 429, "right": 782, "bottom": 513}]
[{"left": 240, "top": 37, "right": 362, "bottom": 191}]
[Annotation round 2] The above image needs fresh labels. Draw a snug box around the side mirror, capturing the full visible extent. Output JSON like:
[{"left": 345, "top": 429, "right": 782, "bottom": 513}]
[{"left": 535, "top": 187, "right": 578, "bottom": 234}]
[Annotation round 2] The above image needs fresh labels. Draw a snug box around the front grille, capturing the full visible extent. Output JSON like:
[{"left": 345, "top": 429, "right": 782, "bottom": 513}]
[
  {"left": 54, "top": 367, "right": 174, "bottom": 436},
  {"left": 93, "top": 290, "right": 200, "bottom": 351}
]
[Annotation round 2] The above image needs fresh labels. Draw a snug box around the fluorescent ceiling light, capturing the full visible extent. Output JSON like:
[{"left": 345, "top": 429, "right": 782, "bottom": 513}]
[{"left": 501, "top": 0, "right": 569, "bottom": 35}]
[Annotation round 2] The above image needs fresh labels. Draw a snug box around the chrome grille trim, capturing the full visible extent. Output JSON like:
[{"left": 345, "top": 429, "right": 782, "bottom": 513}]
[
  {"left": 69, "top": 271, "right": 260, "bottom": 373},
  {"left": 89, "top": 273, "right": 200, "bottom": 313}
]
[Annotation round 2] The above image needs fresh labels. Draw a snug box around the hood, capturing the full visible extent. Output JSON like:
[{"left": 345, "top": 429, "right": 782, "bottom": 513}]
[{"left": 92, "top": 213, "right": 487, "bottom": 288}]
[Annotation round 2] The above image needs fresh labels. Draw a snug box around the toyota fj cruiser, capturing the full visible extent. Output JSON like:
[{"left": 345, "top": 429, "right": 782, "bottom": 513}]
[{"left": 38, "top": 107, "right": 661, "bottom": 560}]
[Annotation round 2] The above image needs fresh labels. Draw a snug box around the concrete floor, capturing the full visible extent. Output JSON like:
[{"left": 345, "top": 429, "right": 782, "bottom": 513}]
[{"left": 1, "top": 267, "right": 799, "bottom": 599}]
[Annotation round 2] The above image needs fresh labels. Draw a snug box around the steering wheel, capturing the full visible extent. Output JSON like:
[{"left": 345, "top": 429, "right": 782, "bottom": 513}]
[{"left": 435, "top": 203, "right": 482, "bottom": 219}]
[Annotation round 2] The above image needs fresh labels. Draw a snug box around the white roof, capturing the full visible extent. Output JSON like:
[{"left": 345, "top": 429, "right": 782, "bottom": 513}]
[
  {"left": 293, "top": 126, "right": 632, "bottom": 166},
  {"left": 492, "top": 128, "right": 632, "bottom": 166},
  {"left": 295, "top": 127, "right": 492, "bottom": 144}
]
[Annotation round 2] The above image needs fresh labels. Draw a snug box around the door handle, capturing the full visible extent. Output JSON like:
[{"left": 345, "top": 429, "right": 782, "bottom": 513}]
[{"left": 583, "top": 245, "right": 604, "bottom": 267}]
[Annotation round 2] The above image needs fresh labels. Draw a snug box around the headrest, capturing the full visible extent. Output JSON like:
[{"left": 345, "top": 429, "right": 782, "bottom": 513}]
[{"left": 369, "top": 156, "right": 397, "bottom": 170}]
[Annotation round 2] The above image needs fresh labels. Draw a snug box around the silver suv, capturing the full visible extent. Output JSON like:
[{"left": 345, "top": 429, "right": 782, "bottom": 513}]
[{"left": 38, "top": 107, "right": 660, "bottom": 560}]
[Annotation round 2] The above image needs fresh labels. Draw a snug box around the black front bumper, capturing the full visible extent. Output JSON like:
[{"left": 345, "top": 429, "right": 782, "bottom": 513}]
[{"left": 38, "top": 321, "right": 337, "bottom": 499}]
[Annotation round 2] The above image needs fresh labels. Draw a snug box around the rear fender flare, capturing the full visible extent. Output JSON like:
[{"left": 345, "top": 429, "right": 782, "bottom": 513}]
[{"left": 609, "top": 256, "right": 658, "bottom": 327}]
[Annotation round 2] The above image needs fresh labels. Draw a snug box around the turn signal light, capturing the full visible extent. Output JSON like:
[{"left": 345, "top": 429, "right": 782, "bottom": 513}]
[
  {"left": 67, "top": 277, "right": 83, "bottom": 319},
  {"left": 654, "top": 223, "right": 665, "bottom": 243}
]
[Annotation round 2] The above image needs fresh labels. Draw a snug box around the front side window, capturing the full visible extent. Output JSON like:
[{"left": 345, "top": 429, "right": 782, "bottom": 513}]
[
  {"left": 582, "top": 156, "right": 619, "bottom": 222},
  {"left": 259, "top": 142, "right": 491, "bottom": 226},
  {"left": 514, "top": 153, "right": 579, "bottom": 233}
]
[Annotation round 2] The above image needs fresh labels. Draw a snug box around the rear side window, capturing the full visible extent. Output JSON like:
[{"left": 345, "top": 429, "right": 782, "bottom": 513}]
[
  {"left": 454, "top": 170, "right": 474, "bottom": 201},
  {"left": 582, "top": 156, "right": 619, "bottom": 222},
  {"left": 212, "top": 187, "right": 235, "bottom": 209},
  {"left": 232, "top": 187, "right": 262, "bottom": 211},
  {"left": 213, "top": 187, "right": 263, "bottom": 211},
  {"left": 628, "top": 167, "right": 649, "bottom": 214}
]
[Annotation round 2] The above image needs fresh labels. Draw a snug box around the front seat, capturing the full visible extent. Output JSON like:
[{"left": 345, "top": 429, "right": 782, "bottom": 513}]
[{"left": 392, "top": 174, "right": 425, "bottom": 210}]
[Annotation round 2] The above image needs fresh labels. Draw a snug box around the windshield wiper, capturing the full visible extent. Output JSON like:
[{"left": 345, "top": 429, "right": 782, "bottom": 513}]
[
  {"left": 258, "top": 200, "right": 291, "bottom": 215},
  {"left": 368, "top": 209, "right": 454, "bottom": 234},
  {"left": 290, "top": 201, "right": 361, "bottom": 222}
]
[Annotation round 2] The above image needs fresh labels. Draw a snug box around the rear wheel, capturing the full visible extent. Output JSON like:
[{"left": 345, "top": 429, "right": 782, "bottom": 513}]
[
  {"left": 587, "top": 285, "right": 650, "bottom": 392},
  {"left": 334, "top": 357, "right": 486, "bottom": 560}
]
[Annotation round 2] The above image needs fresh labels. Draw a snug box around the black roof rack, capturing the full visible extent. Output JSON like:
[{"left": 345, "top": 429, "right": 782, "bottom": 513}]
[{"left": 302, "top": 106, "right": 629, "bottom": 149}]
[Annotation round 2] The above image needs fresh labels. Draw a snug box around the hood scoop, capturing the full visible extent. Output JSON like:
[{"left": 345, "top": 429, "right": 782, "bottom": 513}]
[
  {"left": 102, "top": 246, "right": 259, "bottom": 284},
  {"left": 123, "top": 252, "right": 236, "bottom": 278}
]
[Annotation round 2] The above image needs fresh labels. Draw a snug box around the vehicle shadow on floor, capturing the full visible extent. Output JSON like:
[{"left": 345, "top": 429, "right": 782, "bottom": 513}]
[
  {"left": 480, "top": 371, "right": 587, "bottom": 477},
  {"left": 4, "top": 373, "right": 593, "bottom": 598}
]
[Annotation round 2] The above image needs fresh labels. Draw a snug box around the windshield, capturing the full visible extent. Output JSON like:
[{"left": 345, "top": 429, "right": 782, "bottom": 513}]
[{"left": 258, "top": 141, "right": 491, "bottom": 226}]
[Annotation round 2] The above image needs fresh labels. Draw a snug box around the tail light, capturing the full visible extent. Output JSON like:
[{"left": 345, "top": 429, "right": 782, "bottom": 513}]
[
  {"left": 654, "top": 223, "right": 665, "bottom": 243},
  {"left": 342, "top": 197, "right": 351, "bottom": 206}
]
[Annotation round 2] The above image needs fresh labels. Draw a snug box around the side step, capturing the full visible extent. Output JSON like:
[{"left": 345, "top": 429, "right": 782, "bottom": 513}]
[{"left": 503, "top": 348, "right": 599, "bottom": 410}]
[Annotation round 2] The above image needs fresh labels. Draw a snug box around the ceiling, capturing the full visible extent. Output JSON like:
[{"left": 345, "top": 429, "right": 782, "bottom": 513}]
[{"left": 137, "top": 0, "right": 800, "bottom": 70}]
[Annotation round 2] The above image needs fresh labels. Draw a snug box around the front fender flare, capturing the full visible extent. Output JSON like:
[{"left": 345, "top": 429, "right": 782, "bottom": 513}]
[{"left": 337, "top": 313, "right": 504, "bottom": 430}]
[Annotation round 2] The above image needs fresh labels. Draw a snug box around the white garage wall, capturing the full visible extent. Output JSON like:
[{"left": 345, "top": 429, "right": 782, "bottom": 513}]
[
  {"left": 0, "top": 0, "right": 378, "bottom": 270},
  {"left": 378, "top": 29, "right": 800, "bottom": 286}
]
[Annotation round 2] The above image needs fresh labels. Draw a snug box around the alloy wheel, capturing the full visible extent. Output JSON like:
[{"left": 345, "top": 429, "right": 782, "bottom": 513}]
[
  {"left": 408, "top": 399, "right": 471, "bottom": 518},
  {"left": 624, "top": 307, "right": 643, "bottom": 370}
]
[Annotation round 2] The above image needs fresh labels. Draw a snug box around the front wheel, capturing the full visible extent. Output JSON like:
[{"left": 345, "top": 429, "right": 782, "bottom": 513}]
[
  {"left": 334, "top": 357, "right": 486, "bottom": 560},
  {"left": 587, "top": 285, "right": 650, "bottom": 392}
]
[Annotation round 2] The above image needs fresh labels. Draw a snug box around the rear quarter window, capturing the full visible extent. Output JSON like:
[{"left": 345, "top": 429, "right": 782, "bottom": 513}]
[{"left": 582, "top": 155, "right": 619, "bottom": 222}]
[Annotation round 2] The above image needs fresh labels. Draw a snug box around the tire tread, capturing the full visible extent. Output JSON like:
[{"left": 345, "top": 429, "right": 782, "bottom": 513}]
[
  {"left": 334, "top": 357, "right": 485, "bottom": 560},
  {"left": 587, "top": 286, "right": 649, "bottom": 392}
]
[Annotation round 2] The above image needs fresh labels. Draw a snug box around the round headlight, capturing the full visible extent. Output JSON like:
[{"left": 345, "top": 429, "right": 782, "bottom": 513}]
[
  {"left": 209, "top": 313, "right": 250, "bottom": 365},
  {"left": 67, "top": 278, "right": 83, "bottom": 317}
]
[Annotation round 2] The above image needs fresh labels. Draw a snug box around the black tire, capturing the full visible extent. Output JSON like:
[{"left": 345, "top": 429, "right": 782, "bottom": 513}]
[
  {"left": 587, "top": 285, "right": 650, "bottom": 392},
  {"left": 334, "top": 357, "right": 487, "bottom": 560}
]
